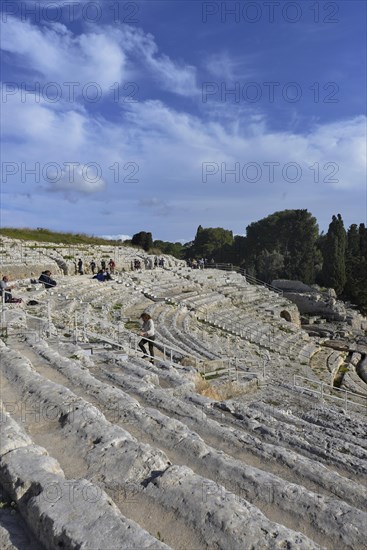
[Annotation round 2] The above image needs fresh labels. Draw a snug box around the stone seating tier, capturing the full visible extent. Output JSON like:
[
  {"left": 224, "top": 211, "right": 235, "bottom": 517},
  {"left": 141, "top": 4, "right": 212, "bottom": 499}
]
[{"left": 1, "top": 335, "right": 366, "bottom": 549}]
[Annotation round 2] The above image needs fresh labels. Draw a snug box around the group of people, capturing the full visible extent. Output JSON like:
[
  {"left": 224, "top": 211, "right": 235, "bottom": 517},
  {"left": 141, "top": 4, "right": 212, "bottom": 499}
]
[
  {"left": 187, "top": 258, "right": 215, "bottom": 269},
  {"left": 75, "top": 258, "right": 116, "bottom": 276},
  {"left": 78, "top": 257, "right": 167, "bottom": 274},
  {"left": 154, "top": 257, "right": 165, "bottom": 268},
  {"left": 131, "top": 257, "right": 166, "bottom": 271}
]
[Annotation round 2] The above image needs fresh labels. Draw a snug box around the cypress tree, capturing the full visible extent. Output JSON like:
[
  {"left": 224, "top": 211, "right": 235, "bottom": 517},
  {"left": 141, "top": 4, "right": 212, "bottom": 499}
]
[{"left": 321, "top": 214, "right": 346, "bottom": 294}]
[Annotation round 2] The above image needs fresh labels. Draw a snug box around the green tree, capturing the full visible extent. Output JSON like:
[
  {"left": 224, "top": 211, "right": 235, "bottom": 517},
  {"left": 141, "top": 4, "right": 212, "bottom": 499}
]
[
  {"left": 131, "top": 231, "right": 153, "bottom": 251},
  {"left": 232, "top": 235, "right": 247, "bottom": 265},
  {"left": 244, "top": 210, "right": 319, "bottom": 283},
  {"left": 343, "top": 224, "right": 367, "bottom": 313},
  {"left": 257, "top": 249, "right": 285, "bottom": 281},
  {"left": 321, "top": 214, "right": 346, "bottom": 294},
  {"left": 359, "top": 223, "right": 367, "bottom": 259},
  {"left": 191, "top": 226, "right": 234, "bottom": 259},
  {"left": 153, "top": 240, "right": 183, "bottom": 259}
]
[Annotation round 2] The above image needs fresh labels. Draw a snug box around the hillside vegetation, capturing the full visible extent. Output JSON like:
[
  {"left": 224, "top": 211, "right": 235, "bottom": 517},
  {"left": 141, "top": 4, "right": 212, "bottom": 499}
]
[{"left": 0, "top": 227, "right": 124, "bottom": 246}]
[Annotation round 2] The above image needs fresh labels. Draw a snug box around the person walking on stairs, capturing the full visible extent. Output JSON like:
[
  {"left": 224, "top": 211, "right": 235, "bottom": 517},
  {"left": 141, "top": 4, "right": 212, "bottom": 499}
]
[{"left": 138, "top": 313, "right": 155, "bottom": 364}]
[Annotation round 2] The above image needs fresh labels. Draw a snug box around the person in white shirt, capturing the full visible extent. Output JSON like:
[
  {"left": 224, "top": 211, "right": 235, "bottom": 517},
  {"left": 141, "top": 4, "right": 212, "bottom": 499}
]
[
  {"left": 138, "top": 313, "right": 155, "bottom": 364},
  {"left": 0, "top": 276, "right": 13, "bottom": 302},
  {"left": 0, "top": 276, "right": 22, "bottom": 303}
]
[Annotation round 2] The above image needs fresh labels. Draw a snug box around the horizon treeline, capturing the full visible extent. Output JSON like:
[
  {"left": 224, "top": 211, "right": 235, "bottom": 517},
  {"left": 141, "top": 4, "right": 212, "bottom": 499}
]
[{"left": 130, "top": 209, "right": 366, "bottom": 314}]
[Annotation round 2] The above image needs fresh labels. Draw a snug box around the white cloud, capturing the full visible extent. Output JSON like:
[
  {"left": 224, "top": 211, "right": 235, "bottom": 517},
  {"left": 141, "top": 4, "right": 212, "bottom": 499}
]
[
  {"left": 45, "top": 163, "right": 106, "bottom": 195},
  {"left": 115, "top": 24, "right": 198, "bottom": 96},
  {"left": 1, "top": 17, "right": 198, "bottom": 97},
  {"left": 100, "top": 234, "right": 131, "bottom": 241},
  {"left": 1, "top": 17, "right": 127, "bottom": 91},
  {"left": 3, "top": 85, "right": 366, "bottom": 201},
  {"left": 205, "top": 51, "right": 257, "bottom": 81}
]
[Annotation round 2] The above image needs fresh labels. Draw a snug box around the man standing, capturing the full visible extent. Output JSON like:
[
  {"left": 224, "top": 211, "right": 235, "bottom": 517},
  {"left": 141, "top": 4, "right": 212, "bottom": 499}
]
[{"left": 78, "top": 258, "right": 83, "bottom": 275}]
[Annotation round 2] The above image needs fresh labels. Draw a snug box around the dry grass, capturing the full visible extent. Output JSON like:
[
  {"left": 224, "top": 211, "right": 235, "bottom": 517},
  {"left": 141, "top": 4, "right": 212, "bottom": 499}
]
[
  {"left": 195, "top": 376, "right": 222, "bottom": 400},
  {"left": 180, "top": 356, "right": 199, "bottom": 367},
  {"left": 195, "top": 375, "right": 247, "bottom": 401}
]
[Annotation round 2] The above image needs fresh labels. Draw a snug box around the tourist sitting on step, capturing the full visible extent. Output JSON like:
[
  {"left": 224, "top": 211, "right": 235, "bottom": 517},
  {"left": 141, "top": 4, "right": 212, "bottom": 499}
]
[
  {"left": 103, "top": 269, "right": 113, "bottom": 281},
  {"left": 138, "top": 313, "right": 155, "bottom": 364},
  {"left": 93, "top": 269, "right": 113, "bottom": 282},
  {"left": 38, "top": 270, "right": 57, "bottom": 289},
  {"left": 0, "top": 276, "right": 22, "bottom": 303},
  {"left": 93, "top": 269, "right": 105, "bottom": 282}
]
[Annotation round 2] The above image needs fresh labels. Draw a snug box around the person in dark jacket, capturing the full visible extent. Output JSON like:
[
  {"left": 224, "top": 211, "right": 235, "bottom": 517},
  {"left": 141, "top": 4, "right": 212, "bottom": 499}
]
[
  {"left": 93, "top": 270, "right": 106, "bottom": 282},
  {"left": 39, "top": 270, "right": 57, "bottom": 289}
]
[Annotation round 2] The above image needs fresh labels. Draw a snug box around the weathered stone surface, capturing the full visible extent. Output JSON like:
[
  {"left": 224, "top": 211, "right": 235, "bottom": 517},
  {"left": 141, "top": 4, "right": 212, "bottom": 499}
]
[
  {"left": 272, "top": 280, "right": 317, "bottom": 293},
  {"left": 0, "top": 348, "right": 171, "bottom": 487},
  {"left": 17, "top": 338, "right": 367, "bottom": 548},
  {"left": 144, "top": 465, "right": 321, "bottom": 550},
  {"left": 0, "top": 347, "right": 326, "bottom": 549},
  {"left": 0, "top": 407, "right": 33, "bottom": 456},
  {"left": 0, "top": 401, "right": 170, "bottom": 550}
]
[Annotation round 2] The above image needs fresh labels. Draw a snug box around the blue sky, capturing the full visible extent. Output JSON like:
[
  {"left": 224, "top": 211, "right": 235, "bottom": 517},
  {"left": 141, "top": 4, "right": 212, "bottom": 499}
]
[{"left": 1, "top": 0, "right": 366, "bottom": 242}]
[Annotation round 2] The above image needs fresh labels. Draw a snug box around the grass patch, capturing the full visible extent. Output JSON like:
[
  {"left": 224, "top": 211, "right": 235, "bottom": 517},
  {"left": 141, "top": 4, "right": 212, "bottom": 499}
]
[
  {"left": 0, "top": 227, "right": 128, "bottom": 246},
  {"left": 333, "top": 361, "right": 350, "bottom": 388},
  {"left": 279, "top": 326, "right": 293, "bottom": 334},
  {"left": 125, "top": 321, "right": 140, "bottom": 331},
  {"left": 204, "top": 372, "right": 225, "bottom": 381}
]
